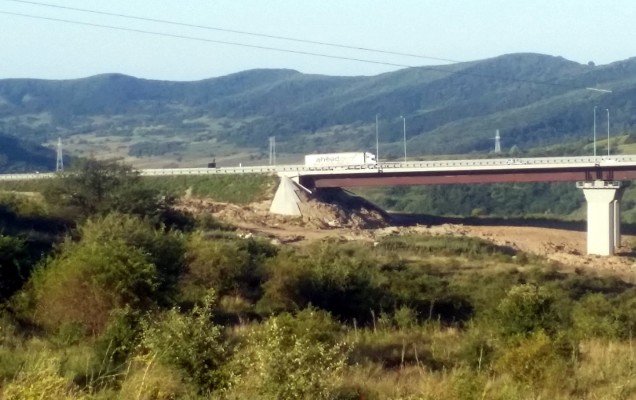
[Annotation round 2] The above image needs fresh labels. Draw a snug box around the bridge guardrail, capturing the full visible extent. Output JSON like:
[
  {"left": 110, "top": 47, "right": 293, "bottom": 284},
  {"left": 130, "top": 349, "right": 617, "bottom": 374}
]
[{"left": 2, "top": 155, "right": 636, "bottom": 181}]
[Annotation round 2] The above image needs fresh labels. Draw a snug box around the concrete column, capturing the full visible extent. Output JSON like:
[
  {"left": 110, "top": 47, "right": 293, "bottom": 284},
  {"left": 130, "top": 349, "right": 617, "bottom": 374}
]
[
  {"left": 614, "top": 199, "right": 621, "bottom": 250},
  {"left": 577, "top": 181, "right": 622, "bottom": 256}
]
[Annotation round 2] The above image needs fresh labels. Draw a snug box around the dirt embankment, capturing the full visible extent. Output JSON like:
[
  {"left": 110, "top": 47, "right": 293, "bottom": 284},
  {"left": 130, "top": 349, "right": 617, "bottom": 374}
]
[{"left": 178, "top": 188, "right": 636, "bottom": 279}]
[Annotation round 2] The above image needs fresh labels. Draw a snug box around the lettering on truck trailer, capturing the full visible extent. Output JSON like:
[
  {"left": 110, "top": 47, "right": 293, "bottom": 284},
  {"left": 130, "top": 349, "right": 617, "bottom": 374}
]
[{"left": 304, "top": 152, "right": 377, "bottom": 166}]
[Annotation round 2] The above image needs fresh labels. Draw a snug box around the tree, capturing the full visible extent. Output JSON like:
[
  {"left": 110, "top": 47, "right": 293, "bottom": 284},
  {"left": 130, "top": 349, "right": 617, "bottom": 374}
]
[
  {"left": 44, "top": 158, "right": 192, "bottom": 228},
  {"left": 46, "top": 158, "right": 138, "bottom": 217}
]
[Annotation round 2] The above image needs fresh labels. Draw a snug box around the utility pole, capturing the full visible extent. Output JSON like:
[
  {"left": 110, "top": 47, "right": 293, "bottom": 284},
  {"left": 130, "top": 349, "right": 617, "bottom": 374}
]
[
  {"left": 593, "top": 106, "right": 597, "bottom": 157},
  {"left": 56, "top": 137, "right": 63, "bottom": 172},
  {"left": 606, "top": 108, "right": 610, "bottom": 156},
  {"left": 401, "top": 115, "right": 406, "bottom": 162},
  {"left": 375, "top": 114, "right": 380, "bottom": 162}
]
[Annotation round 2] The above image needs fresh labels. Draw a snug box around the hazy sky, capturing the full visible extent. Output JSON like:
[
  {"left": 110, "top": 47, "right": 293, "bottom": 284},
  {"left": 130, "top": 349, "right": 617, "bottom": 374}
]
[{"left": 1, "top": 0, "right": 635, "bottom": 81}]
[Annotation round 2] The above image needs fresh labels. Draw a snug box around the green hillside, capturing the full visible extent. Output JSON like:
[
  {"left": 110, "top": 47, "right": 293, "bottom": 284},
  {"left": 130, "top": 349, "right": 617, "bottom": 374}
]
[
  {"left": 0, "top": 132, "right": 56, "bottom": 172},
  {"left": 1, "top": 53, "right": 634, "bottom": 167}
]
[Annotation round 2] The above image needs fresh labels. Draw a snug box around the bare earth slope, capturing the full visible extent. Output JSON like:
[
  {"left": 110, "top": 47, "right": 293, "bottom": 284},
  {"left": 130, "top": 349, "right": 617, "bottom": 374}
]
[{"left": 179, "top": 192, "right": 636, "bottom": 280}]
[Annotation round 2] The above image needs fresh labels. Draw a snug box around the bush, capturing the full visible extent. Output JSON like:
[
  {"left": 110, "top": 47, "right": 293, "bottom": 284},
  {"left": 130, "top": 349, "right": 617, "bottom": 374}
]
[
  {"left": 29, "top": 214, "right": 185, "bottom": 335},
  {"left": 32, "top": 238, "right": 157, "bottom": 335},
  {"left": 138, "top": 290, "right": 231, "bottom": 394},
  {"left": 235, "top": 309, "right": 347, "bottom": 400},
  {"left": 572, "top": 293, "right": 619, "bottom": 339},
  {"left": 1, "top": 353, "right": 83, "bottom": 400},
  {"left": 181, "top": 234, "right": 251, "bottom": 302},
  {"left": 118, "top": 358, "right": 196, "bottom": 400},
  {"left": 495, "top": 331, "right": 570, "bottom": 391},
  {"left": 494, "top": 284, "right": 562, "bottom": 338},
  {"left": 0, "top": 192, "right": 49, "bottom": 217},
  {"left": 451, "top": 368, "right": 488, "bottom": 400},
  {"left": 257, "top": 242, "right": 385, "bottom": 322},
  {"left": 93, "top": 306, "right": 144, "bottom": 368},
  {"left": 78, "top": 214, "right": 186, "bottom": 302}
]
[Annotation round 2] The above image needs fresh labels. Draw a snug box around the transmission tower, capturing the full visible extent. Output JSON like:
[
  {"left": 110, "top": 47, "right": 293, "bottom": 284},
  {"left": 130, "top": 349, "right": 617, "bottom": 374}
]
[
  {"left": 494, "top": 130, "right": 501, "bottom": 153},
  {"left": 56, "top": 137, "right": 64, "bottom": 171}
]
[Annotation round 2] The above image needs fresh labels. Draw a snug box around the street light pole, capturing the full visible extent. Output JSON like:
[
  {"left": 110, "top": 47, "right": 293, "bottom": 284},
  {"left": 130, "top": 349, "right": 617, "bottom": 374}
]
[
  {"left": 375, "top": 114, "right": 380, "bottom": 162},
  {"left": 606, "top": 108, "right": 610, "bottom": 156},
  {"left": 401, "top": 115, "right": 406, "bottom": 162},
  {"left": 593, "top": 106, "right": 597, "bottom": 157}
]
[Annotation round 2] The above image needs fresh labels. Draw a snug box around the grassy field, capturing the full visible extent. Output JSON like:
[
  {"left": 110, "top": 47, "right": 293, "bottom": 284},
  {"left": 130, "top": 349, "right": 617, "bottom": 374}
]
[{"left": 0, "top": 173, "right": 277, "bottom": 205}]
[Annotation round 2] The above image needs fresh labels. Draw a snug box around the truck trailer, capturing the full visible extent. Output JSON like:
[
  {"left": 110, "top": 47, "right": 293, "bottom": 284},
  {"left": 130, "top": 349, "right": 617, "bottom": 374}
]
[{"left": 304, "top": 152, "right": 377, "bottom": 166}]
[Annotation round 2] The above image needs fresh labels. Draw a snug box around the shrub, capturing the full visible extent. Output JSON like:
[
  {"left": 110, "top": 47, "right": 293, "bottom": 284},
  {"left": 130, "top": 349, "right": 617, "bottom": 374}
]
[
  {"left": 138, "top": 290, "right": 232, "bottom": 394},
  {"left": 572, "top": 293, "right": 619, "bottom": 339},
  {"left": 32, "top": 238, "right": 157, "bottom": 335},
  {"left": 118, "top": 356, "right": 197, "bottom": 400},
  {"left": 257, "top": 242, "right": 385, "bottom": 321},
  {"left": 0, "top": 192, "right": 48, "bottom": 217},
  {"left": 181, "top": 233, "right": 251, "bottom": 301},
  {"left": 27, "top": 212, "right": 182, "bottom": 336},
  {"left": 495, "top": 331, "right": 570, "bottom": 391},
  {"left": 457, "top": 325, "right": 497, "bottom": 371},
  {"left": 393, "top": 306, "right": 418, "bottom": 330},
  {"left": 93, "top": 306, "right": 144, "bottom": 368},
  {"left": 494, "top": 284, "right": 562, "bottom": 338},
  {"left": 1, "top": 353, "right": 84, "bottom": 400},
  {"left": 78, "top": 213, "right": 186, "bottom": 302},
  {"left": 612, "top": 293, "right": 636, "bottom": 339},
  {"left": 235, "top": 309, "right": 347, "bottom": 400},
  {"left": 451, "top": 368, "right": 488, "bottom": 400}
]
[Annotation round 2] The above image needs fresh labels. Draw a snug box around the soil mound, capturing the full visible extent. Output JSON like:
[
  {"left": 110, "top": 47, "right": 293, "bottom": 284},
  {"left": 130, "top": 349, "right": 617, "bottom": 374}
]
[{"left": 178, "top": 187, "right": 390, "bottom": 230}]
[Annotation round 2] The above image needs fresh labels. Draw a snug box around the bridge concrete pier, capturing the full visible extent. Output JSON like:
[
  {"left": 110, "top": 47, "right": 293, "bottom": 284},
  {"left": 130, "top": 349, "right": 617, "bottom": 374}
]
[
  {"left": 269, "top": 176, "right": 302, "bottom": 216},
  {"left": 577, "top": 180, "right": 624, "bottom": 256}
]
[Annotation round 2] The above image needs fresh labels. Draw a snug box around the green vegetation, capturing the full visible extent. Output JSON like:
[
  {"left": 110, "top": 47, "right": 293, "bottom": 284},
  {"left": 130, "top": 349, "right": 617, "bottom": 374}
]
[
  {"left": 0, "top": 132, "right": 56, "bottom": 173},
  {"left": 0, "top": 171, "right": 276, "bottom": 206},
  {"left": 354, "top": 182, "right": 584, "bottom": 218},
  {"left": 142, "top": 174, "right": 276, "bottom": 204},
  {"left": 2, "top": 54, "right": 636, "bottom": 168},
  {"left": 5, "top": 158, "right": 636, "bottom": 398}
]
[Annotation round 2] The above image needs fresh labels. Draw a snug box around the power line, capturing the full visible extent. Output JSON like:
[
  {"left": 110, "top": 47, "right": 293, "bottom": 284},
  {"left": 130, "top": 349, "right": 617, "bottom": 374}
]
[
  {"left": 4, "top": 0, "right": 463, "bottom": 64},
  {"left": 0, "top": 10, "right": 412, "bottom": 69}
]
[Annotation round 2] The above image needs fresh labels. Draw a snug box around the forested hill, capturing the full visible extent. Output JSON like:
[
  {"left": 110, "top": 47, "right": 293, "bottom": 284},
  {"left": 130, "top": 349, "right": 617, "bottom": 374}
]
[
  {"left": 1, "top": 53, "right": 636, "bottom": 160},
  {"left": 0, "top": 133, "right": 55, "bottom": 172}
]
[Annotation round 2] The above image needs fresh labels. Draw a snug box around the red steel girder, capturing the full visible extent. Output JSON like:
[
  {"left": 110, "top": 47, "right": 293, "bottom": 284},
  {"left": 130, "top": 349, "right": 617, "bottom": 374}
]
[{"left": 304, "top": 167, "right": 636, "bottom": 188}]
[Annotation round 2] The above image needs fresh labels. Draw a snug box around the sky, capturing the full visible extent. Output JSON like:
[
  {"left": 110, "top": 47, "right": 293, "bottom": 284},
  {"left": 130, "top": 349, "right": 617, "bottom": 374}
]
[{"left": 1, "top": 0, "right": 635, "bottom": 81}]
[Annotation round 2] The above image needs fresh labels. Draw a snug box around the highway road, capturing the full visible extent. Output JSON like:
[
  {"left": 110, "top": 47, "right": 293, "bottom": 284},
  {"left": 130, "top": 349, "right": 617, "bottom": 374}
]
[{"left": 0, "top": 155, "right": 635, "bottom": 181}]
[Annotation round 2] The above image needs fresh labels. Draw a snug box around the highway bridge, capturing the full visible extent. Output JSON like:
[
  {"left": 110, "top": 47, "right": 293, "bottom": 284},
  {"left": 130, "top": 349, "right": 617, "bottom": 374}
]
[
  {"left": 2, "top": 154, "right": 636, "bottom": 256},
  {"left": 2, "top": 155, "right": 635, "bottom": 182}
]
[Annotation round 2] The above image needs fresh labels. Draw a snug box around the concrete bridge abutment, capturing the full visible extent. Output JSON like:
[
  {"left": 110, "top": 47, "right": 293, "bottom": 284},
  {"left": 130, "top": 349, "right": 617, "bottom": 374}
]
[{"left": 577, "top": 180, "right": 624, "bottom": 256}]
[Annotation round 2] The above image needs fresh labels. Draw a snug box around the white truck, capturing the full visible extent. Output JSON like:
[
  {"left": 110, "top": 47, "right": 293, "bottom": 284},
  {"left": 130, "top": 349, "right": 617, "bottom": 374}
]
[{"left": 304, "top": 152, "right": 377, "bottom": 166}]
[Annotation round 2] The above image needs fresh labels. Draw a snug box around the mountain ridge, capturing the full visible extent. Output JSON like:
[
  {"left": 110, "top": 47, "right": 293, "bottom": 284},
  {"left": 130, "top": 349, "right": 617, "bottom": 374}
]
[{"left": 0, "top": 52, "right": 633, "bottom": 167}]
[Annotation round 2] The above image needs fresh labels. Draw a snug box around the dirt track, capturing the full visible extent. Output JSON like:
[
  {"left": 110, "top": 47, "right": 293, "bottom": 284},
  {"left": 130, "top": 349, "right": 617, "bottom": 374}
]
[
  {"left": 421, "top": 224, "right": 636, "bottom": 277},
  {"left": 179, "top": 196, "right": 636, "bottom": 280}
]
